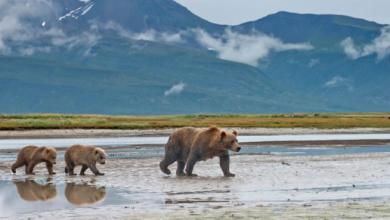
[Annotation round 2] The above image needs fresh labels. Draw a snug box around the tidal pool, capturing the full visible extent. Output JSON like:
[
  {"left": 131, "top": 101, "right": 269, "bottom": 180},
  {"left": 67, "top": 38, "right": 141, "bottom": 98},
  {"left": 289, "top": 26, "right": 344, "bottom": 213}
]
[
  {"left": 0, "top": 179, "right": 133, "bottom": 217},
  {"left": 0, "top": 133, "right": 389, "bottom": 150}
]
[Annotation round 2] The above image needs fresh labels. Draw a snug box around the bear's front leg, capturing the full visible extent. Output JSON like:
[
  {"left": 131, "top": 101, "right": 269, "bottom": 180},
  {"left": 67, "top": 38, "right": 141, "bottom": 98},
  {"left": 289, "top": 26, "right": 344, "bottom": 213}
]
[
  {"left": 90, "top": 163, "right": 104, "bottom": 176},
  {"left": 46, "top": 162, "right": 56, "bottom": 175},
  {"left": 27, "top": 162, "right": 36, "bottom": 175},
  {"left": 220, "top": 155, "right": 235, "bottom": 177},
  {"left": 185, "top": 153, "right": 198, "bottom": 177},
  {"left": 80, "top": 165, "right": 89, "bottom": 175}
]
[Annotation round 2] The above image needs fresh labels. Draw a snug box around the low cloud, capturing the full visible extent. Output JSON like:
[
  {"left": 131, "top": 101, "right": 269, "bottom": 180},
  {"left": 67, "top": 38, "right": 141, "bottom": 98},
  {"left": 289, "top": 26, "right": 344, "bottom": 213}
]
[
  {"left": 104, "top": 21, "right": 185, "bottom": 44},
  {"left": 0, "top": 0, "right": 98, "bottom": 56},
  {"left": 324, "top": 76, "right": 353, "bottom": 91},
  {"left": 309, "top": 59, "right": 320, "bottom": 67},
  {"left": 340, "top": 26, "right": 390, "bottom": 61},
  {"left": 164, "top": 82, "right": 186, "bottom": 96},
  {"left": 0, "top": 0, "right": 62, "bottom": 53},
  {"left": 19, "top": 46, "right": 51, "bottom": 56},
  {"left": 52, "top": 29, "right": 100, "bottom": 55},
  {"left": 340, "top": 37, "right": 362, "bottom": 60},
  {"left": 193, "top": 29, "right": 313, "bottom": 66}
]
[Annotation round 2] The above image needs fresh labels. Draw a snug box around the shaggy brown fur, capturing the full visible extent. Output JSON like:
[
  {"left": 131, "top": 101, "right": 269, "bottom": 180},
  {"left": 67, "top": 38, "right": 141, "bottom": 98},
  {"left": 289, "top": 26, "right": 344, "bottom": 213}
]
[
  {"left": 13, "top": 179, "right": 57, "bottom": 201},
  {"left": 65, "top": 182, "right": 106, "bottom": 205},
  {"left": 11, "top": 145, "right": 57, "bottom": 175},
  {"left": 160, "top": 126, "right": 240, "bottom": 177},
  {"left": 64, "top": 144, "right": 106, "bottom": 176}
]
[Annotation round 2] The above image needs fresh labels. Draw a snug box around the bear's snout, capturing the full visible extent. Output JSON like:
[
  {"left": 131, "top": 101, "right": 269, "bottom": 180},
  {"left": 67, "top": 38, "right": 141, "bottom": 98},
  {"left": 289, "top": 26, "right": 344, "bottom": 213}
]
[
  {"left": 236, "top": 147, "right": 241, "bottom": 152},
  {"left": 101, "top": 162, "right": 105, "bottom": 165}
]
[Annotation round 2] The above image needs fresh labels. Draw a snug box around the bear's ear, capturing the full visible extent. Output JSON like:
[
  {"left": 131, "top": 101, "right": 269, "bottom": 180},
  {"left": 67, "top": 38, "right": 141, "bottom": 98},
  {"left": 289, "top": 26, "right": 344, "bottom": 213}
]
[
  {"left": 95, "top": 150, "right": 99, "bottom": 155},
  {"left": 220, "top": 131, "right": 226, "bottom": 141},
  {"left": 45, "top": 148, "right": 50, "bottom": 153},
  {"left": 232, "top": 130, "right": 238, "bottom": 136}
]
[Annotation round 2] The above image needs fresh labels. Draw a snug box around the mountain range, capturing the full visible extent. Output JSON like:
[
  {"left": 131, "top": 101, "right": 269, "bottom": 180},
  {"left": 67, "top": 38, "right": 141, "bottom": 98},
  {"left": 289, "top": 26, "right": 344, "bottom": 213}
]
[{"left": 0, "top": 0, "right": 389, "bottom": 114}]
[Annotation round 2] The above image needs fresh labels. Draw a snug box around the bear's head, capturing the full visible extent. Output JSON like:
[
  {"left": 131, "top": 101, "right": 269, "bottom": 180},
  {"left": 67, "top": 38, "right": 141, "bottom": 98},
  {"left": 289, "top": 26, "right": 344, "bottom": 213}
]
[
  {"left": 43, "top": 147, "right": 57, "bottom": 164},
  {"left": 94, "top": 148, "right": 107, "bottom": 164},
  {"left": 220, "top": 130, "right": 241, "bottom": 152}
]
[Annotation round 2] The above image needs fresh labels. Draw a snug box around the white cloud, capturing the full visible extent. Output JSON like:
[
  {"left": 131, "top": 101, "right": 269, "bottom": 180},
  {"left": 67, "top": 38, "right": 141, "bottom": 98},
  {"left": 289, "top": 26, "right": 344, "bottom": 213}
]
[
  {"left": 0, "top": 0, "right": 60, "bottom": 53},
  {"left": 164, "top": 82, "right": 186, "bottom": 96},
  {"left": 51, "top": 30, "right": 100, "bottom": 55},
  {"left": 0, "top": 0, "right": 99, "bottom": 56},
  {"left": 193, "top": 28, "right": 313, "bottom": 66},
  {"left": 103, "top": 21, "right": 185, "bottom": 44},
  {"left": 19, "top": 46, "right": 51, "bottom": 56},
  {"left": 309, "top": 59, "right": 320, "bottom": 67},
  {"left": 341, "top": 26, "right": 390, "bottom": 61},
  {"left": 0, "top": 0, "right": 94, "bottom": 56},
  {"left": 324, "top": 76, "right": 353, "bottom": 91},
  {"left": 340, "top": 37, "right": 362, "bottom": 59}
]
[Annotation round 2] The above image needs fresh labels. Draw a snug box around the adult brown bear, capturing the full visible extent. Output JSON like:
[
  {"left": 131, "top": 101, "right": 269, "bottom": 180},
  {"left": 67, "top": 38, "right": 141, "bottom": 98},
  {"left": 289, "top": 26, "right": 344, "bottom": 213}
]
[{"left": 160, "top": 126, "right": 240, "bottom": 177}]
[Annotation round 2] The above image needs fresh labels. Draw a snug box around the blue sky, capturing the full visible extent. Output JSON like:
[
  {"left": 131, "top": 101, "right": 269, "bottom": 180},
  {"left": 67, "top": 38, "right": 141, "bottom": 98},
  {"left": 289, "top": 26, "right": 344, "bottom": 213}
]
[{"left": 175, "top": 0, "right": 390, "bottom": 25}]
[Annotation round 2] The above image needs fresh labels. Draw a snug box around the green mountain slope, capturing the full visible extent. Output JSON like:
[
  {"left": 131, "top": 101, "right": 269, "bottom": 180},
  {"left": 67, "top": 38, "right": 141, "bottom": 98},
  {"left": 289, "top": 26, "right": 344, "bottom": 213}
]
[{"left": 0, "top": 43, "right": 334, "bottom": 114}]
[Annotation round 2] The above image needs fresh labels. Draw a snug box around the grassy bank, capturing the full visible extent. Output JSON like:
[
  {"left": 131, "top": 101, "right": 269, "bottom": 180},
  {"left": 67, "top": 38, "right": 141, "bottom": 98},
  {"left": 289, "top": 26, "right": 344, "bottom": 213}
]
[{"left": 0, "top": 113, "right": 389, "bottom": 130}]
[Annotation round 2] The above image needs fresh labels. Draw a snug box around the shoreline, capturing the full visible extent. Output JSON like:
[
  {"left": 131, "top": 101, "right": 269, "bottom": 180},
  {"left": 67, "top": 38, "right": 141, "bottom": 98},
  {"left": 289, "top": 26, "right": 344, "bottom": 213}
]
[{"left": 0, "top": 127, "right": 390, "bottom": 139}]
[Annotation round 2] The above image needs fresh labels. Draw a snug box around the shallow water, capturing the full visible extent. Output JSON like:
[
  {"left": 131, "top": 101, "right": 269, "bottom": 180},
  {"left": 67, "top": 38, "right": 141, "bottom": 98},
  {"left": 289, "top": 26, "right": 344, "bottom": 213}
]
[
  {"left": 0, "top": 152, "right": 389, "bottom": 219},
  {"left": 0, "top": 176, "right": 387, "bottom": 218},
  {"left": 0, "top": 133, "right": 389, "bottom": 150},
  {"left": 0, "top": 179, "right": 134, "bottom": 217},
  {"left": 1, "top": 145, "right": 390, "bottom": 163}
]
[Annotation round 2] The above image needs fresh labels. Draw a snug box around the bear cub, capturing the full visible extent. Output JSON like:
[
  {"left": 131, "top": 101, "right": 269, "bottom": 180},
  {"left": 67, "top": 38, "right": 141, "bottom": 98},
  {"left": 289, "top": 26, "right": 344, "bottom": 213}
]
[
  {"left": 160, "top": 126, "right": 240, "bottom": 177},
  {"left": 11, "top": 145, "right": 57, "bottom": 175},
  {"left": 65, "top": 144, "right": 106, "bottom": 176}
]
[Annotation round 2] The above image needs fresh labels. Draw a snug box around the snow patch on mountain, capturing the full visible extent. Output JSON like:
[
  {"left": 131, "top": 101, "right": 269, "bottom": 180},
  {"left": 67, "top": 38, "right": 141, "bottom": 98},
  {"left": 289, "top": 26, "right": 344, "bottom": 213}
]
[{"left": 59, "top": 1, "right": 95, "bottom": 21}]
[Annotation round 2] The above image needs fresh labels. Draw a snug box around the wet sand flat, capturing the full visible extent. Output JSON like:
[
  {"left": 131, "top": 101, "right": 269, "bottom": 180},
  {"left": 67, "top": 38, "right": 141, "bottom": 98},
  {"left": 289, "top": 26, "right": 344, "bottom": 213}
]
[{"left": 0, "top": 152, "right": 389, "bottom": 219}]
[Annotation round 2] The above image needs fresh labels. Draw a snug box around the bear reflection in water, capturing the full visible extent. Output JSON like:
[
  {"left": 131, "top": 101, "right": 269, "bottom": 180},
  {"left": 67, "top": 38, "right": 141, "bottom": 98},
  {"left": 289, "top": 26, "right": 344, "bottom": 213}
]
[
  {"left": 65, "top": 182, "right": 106, "bottom": 205},
  {"left": 13, "top": 178, "right": 57, "bottom": 202}
]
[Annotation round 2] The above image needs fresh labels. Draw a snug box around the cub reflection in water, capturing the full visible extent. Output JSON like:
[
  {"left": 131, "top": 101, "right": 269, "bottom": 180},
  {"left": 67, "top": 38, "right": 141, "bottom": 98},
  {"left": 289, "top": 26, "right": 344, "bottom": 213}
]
[
  {"left": 65, "top": 182, "right": 106, "bottom": 206},
  {"left": 13, "top": 178, "right": 57, "bottom": 202}
]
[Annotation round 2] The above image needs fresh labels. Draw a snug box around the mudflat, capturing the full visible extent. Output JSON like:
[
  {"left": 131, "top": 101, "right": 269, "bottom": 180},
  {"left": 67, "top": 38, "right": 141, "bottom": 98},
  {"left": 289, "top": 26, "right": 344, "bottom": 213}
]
[{"left": 0, "top": 152, "right": 389, "bottom": 219}]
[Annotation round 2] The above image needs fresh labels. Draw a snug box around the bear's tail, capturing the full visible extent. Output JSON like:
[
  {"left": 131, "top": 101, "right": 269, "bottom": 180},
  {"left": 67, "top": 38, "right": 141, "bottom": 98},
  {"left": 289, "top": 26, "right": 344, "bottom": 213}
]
[{"left": 65, "top": 167, "right": 68, "bottom": 174}]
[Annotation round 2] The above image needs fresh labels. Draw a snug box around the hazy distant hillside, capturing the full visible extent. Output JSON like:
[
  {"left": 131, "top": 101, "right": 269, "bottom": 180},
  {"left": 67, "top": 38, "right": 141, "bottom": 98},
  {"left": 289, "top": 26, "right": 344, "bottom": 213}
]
[
  {"left": 0, "top": 0, "right": 389, "bottom": 114},
  {"left": 233, "top": 11, "right": 385, "bottom": 47}
]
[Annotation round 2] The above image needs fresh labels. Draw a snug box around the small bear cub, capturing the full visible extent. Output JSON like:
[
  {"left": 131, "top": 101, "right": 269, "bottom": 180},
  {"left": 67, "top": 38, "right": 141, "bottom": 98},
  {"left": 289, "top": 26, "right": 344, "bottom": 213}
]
[
  {"left": 65, "top": 144, "right": 107, "bottom": 176},
  {"left": 12, "top": 145, "right": 57, "bottom": 175}
]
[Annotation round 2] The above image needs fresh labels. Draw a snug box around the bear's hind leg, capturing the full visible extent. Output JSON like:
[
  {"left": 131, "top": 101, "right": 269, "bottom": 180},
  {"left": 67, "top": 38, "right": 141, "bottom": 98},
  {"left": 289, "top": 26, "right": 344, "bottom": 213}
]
[
  {"left": 160, "top": 155, "right": 178, "bottom": 175},
  {"left": 176, "top": 161, "right": 186, "bottom": 176},
  {"left": 66, "top": 162, "right": 76, "bottom": 175},
  {"left": 11, "top": 160, "right": 25, "bottom": 174}
]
